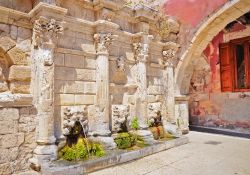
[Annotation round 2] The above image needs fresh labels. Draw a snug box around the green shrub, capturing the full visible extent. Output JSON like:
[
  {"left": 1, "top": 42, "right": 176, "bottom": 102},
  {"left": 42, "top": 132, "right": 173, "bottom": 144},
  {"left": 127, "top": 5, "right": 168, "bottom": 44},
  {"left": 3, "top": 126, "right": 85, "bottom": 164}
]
[
  {"left": 131, "top": 117, "right": 139, "bottom": 130},
  {"left": 114, "top": 132, "right": 136, "bottom": 149},
  {"left": 90, "top": 143, "right": 105, "bottom": 157},
  {"left": 60, "top": 138, "right": 105, "bottom": 161}
]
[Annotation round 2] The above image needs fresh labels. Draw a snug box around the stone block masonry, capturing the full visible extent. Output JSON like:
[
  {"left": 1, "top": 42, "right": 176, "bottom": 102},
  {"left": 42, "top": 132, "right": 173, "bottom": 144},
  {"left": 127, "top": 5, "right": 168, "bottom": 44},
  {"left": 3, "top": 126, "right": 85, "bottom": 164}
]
[
  {"left": 0, "top": 1, "right": 185, "bottom": 174},
  {"left": 0, "top": 107, "right": 37, "bottom": 175}
]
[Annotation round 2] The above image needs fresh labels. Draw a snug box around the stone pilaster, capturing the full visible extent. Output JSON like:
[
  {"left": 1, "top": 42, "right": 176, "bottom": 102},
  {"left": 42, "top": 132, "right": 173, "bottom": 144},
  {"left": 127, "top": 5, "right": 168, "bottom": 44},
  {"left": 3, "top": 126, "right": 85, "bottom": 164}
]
[
  {"left": 175, "top": 95, "right": 190, "bottom": 134},
  {"left": 132, "top": 34, "right": 153, "bottom": 129},
  {"left": 90, "top": 33, "right": 117, "bottom": 136},
  {"left": 30, "top": 16, "right": 63, "bottom": 170}
]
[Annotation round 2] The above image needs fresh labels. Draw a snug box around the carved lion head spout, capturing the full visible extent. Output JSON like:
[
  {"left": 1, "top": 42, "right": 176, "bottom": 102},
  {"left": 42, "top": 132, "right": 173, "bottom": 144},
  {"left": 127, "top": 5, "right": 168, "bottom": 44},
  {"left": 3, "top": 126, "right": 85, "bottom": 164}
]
[
  {"left": 148, "top": 103, "right": 163, "bottom": 127},
  {"left": 63, "top": 106, "right": 88, "bottom": 145},
  {"left": 111, "top": 105, "right": 130, "bottom": 133}
]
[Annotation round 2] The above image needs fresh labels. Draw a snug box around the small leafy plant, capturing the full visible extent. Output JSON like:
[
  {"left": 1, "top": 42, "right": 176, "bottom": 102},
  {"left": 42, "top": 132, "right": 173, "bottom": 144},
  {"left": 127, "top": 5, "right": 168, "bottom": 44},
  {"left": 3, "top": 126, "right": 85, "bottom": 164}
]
[
  {"left": 131, "top": 117, "right": 139, "bottom": 130},
  {"left": 114, "top": 132, "right": 136, "bottom": 149},
  {"left": 60, "top": 138, "right": 105, "bottom": 161}
]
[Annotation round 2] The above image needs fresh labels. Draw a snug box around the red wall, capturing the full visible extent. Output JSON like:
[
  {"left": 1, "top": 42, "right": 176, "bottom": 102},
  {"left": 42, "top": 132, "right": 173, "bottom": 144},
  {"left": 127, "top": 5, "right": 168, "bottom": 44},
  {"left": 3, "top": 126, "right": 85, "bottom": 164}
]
[{"left": 163, "top": 0, "right": 228, "bottom": 27}]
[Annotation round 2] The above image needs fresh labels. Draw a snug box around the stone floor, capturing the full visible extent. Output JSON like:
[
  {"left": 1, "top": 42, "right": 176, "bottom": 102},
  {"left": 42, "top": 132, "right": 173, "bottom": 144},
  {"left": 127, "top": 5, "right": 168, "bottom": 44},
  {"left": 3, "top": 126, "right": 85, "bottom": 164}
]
[{"left": 88, "top": 131, "right": 250, "bottom": 175}]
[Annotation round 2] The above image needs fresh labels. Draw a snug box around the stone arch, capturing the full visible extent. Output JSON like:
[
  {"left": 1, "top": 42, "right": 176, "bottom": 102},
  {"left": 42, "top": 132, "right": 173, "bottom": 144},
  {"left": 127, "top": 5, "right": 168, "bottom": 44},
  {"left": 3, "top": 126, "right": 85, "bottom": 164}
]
[
  {"left": 175, "top": 0, "right": 250, "bottom": 95},
  {"left": 0, "top": 36, "right": 30, "bottom": 94}
]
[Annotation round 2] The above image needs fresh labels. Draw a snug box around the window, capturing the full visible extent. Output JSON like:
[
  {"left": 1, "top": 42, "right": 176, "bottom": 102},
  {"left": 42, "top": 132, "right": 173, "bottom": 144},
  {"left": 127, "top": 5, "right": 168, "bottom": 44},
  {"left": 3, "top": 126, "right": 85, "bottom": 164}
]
[{"left": 219, "top": 36, "right": 250, "bottom": 92}]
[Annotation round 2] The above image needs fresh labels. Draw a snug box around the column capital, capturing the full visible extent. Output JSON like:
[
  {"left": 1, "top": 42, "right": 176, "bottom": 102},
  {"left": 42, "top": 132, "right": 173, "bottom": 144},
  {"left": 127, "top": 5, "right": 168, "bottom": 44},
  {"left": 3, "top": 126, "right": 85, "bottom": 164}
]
[
  {"left": 132, "top": 34, "right": 153, "bottom": 62},
  {"left": 32, "top": 16, "right": 64, "bottom": 49},
  {"left": 132, "top": 42, "right": 144, "bottom": 62},
  {"left": 94, "top": 33, "right": 117, "bottom": 54},
  {"left": 162, "top": 49, "right": 178, "bottom": 67}
]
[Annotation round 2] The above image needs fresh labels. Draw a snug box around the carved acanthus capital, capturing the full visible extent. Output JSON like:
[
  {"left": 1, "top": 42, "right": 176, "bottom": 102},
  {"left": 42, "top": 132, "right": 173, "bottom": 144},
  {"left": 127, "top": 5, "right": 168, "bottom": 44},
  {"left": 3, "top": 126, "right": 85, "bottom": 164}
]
[
  {"left": 132, "top": 34, "right": 153, "bottom": 62},
  {"left": 162, "top": 49, "right": 177, "bottom": 67},
  {"left": 32, "top": 17, "right": 64, "bottom": 48},
  {"left": 132, "top": 42, "right": 143, "bottom": 60},
  {"left": 94, "top": 33, "right": 117, "bottom": 53}
]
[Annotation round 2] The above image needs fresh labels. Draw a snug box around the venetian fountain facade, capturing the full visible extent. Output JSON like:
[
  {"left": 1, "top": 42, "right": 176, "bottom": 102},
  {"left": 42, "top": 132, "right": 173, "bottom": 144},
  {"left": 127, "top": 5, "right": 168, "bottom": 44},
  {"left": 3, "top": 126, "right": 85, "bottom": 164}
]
[{"left": 0, "top": 0, "right": 189, "bottom": 174}]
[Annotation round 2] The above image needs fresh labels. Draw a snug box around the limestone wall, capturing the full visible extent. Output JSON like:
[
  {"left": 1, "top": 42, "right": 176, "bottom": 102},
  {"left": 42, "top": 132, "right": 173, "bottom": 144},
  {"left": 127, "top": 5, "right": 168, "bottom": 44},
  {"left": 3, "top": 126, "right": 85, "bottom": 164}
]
[
  {"left": 54, "top": 48, "right": 96, "bottom": 138},
  {"left": 0, "top": 0, "right": 33, "bottom": 13},
  {"left": 50, "top": 0, "right": 181, "bottom": 138},
  {"left": 0, "top": 7, "right": 35, "bottom": 174},
  {"left": 0, "top": 107, "right": 37, "bottom": 175},
  {"left": 0, "top": 1, "right": 184, "bottom": 173}
]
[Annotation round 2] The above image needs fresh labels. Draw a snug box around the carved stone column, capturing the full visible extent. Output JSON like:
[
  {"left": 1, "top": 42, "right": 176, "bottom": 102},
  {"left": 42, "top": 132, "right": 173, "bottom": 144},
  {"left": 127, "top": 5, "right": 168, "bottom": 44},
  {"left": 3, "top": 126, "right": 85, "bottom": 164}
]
[
  {"left": 91, "top": 33, "right": 117, "bottom": 136},
  {"left": 161, "top": 42, "right": 179, "bottom": 125},
  {"left": 30, "top": 17, "right": 63, "bottom": 170},
  {"left": 132, "top": 34, "right": 153, "bottom": 129}
]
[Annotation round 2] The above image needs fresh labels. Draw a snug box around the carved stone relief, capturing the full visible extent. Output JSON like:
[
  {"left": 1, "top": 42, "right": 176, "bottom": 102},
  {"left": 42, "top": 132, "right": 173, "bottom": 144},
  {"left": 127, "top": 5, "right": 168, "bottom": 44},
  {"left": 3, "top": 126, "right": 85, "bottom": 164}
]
[
  {"left": 94, "top": 33, "right": 117, "bottom": 53},
  {"left": 33, "top": 17, "right": 63, "bottom": 48},
  {"left": 162, "top": 49, "right": 177, "bottom": 67},
  {"left": 111, "top": 56, "right": 127, "bottom": 84},
  {"left": 111, "top": 105, "right": 130, "bottom": 132},
  {"left": 63, "top": 106, "right": 88, "bottom": 136},
  {"left": 148, "top": 103, "right": 162, "bottom": 126},
  {"left": 132, "top": 42, "right": 143, "bottom": 62},
  {"left": 88, "top": 105, "right": 111, "bottom": 136}
]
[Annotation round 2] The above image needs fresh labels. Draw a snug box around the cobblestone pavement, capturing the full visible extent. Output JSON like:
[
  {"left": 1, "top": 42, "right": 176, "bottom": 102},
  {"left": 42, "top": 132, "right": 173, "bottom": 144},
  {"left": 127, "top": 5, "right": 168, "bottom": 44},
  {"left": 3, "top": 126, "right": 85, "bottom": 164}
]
[{"left": 88, "top": 131, "right": 250, "bottom": 175}]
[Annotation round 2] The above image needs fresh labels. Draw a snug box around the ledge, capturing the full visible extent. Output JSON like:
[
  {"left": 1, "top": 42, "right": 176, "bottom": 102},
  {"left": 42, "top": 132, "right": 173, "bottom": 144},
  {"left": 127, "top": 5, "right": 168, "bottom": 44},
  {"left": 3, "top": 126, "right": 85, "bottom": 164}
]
[
  {"left": 0, "top": 6, "right": 31, "bottom": 28},
  {"left": 29, "top": 2, "right": 68, "bottom": 18},
  {"left": 41, "top": 136, "right": 189, "bottom": 175},
  {"left": 0, "top": 93, "right": 33, "bottom": 107},
  {"left": 175, "top": 95, "right": 190, "bottom": 102},
  {"left": 190, "top": 125, "right": 250, "bottom": 139}
]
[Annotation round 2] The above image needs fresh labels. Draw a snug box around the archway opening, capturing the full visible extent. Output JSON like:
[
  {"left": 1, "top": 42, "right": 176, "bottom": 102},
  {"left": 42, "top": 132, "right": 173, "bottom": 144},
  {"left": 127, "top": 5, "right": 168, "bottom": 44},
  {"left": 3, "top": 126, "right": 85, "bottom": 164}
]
[{"left": 175, "top": 0, "right": 250, "bottom": 134}]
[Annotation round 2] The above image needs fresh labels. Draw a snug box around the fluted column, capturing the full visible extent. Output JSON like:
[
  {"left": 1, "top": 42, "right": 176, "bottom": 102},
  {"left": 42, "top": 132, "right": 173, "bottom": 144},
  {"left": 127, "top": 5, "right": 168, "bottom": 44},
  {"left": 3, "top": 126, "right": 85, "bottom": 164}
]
[
  {"left": 132, "top": 34, "right": 153, "bottom": 129},
  {"left": 30, "top": 17, "right": 63, "bottom": 170},
  {"left": 91, "top": 33, "right": 117, "bottom": 136},
  {"left": 161, "top": 43, "right": 179, "bottom": 124}
]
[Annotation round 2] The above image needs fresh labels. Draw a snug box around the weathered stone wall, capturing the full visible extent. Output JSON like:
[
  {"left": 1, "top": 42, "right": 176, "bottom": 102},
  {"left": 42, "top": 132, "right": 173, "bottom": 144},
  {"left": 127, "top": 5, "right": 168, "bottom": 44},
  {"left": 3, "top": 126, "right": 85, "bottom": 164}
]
[
  {"left": 0, "top": 23, "right": 32, "bottom": 94},
  {"left": 51, "top": 0, "right": 181, "bottom": 138},
  {"left": 0, "top": 7, "right": 34, "bottom": 174},
  {"left": 0, "top": 0, "right": 33, "bottom": 13},
  {"left": 0, "top": 1, "right": 184, "bottom": 173},
  {"left": 54, "top": 49, "right": 96, "bottom": 138},
  {"left": 0, "top": 107, "right": 37, "bottom": 175}
]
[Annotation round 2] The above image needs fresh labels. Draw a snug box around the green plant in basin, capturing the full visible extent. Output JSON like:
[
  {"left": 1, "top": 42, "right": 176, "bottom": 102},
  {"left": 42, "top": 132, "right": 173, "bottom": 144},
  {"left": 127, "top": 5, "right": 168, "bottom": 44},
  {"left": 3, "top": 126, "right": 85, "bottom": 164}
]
[
  {"left": 131, "top": 116, "right": 139, "bottom": 130},
  {"left": 114, "top": 132, "right": 136, "bottom": 149},
  {"left": 59, "top": 138, "right": 105, "bottom": 161}
]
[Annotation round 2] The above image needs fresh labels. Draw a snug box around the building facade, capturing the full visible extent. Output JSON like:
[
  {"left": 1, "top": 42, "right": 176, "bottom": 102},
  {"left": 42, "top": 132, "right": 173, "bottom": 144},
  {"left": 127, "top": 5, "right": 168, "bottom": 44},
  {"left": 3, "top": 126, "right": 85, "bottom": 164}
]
[{"left": 0, "top": 0, "right": 249, "bottom": 174}]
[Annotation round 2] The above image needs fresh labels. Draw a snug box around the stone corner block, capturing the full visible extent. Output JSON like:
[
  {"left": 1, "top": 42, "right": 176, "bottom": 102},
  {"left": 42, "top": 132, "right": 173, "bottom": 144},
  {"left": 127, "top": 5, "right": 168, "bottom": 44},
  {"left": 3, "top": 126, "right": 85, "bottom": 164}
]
[
  {"left": 10, "top": 81, "right": 30, "bottom": 94},
  {"left": 0, "top": 36, "right": 16, "bottom": 53},
  {"left": 9, "top": 65, "right": 31, "bottom": 82},
  {"left": 7, "top": 47, "right": 28, "bottom": 65}
]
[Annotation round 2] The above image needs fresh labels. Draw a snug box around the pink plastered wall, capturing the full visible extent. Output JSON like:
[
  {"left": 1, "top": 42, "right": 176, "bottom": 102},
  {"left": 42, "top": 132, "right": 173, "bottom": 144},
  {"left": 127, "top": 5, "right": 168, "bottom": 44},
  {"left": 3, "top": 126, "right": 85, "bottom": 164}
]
[
  {"left": 188, "top": 27, "right": 250, "bottom": 133},
  {"left": 162, "top": 0, "right": 228, "bottom": 54}
]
